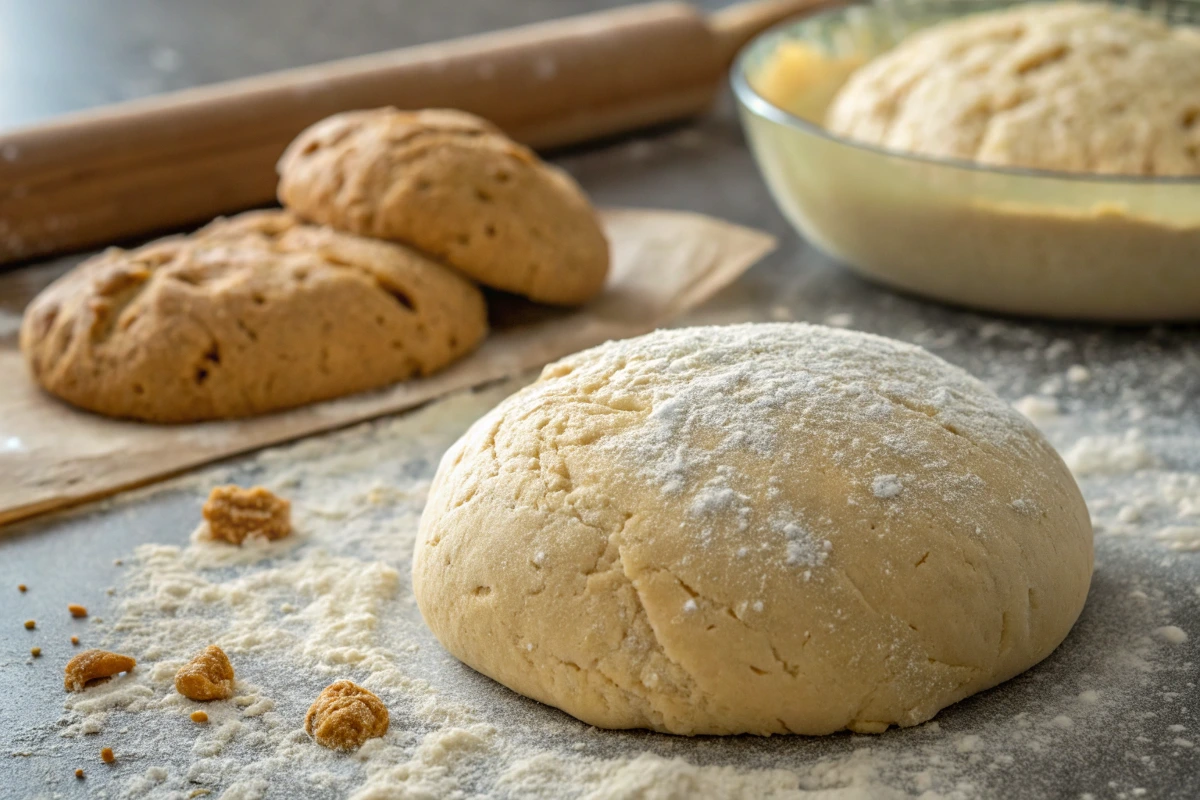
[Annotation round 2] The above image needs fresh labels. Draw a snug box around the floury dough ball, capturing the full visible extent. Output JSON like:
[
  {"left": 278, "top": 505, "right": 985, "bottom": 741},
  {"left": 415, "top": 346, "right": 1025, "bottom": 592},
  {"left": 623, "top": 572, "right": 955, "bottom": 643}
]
[{"left": 412, "top": 324, "right": 1093, "bottom": 735}]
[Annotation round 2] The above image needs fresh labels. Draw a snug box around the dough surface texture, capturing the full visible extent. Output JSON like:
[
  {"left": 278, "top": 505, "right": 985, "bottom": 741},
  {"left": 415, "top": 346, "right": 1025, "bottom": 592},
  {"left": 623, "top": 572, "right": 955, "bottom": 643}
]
[
  {"left": 826, "top": 3, "right": 1200, "bottom": 175},
  {"left": 20, "top": 210, "right": 486, "bottom": 422},
  {"left": 413, "top": 323, "right": 1093, "bottom": 735},
  {"left": 277, "top": 108, "right": 610, "bottom": 305}
]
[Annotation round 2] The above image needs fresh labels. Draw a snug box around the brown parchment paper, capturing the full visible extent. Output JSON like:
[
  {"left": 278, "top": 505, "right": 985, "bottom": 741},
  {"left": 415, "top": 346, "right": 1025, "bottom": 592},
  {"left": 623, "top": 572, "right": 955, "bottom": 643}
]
[{"left": 0, "top": 208, "right": 774, "bottom": 528}]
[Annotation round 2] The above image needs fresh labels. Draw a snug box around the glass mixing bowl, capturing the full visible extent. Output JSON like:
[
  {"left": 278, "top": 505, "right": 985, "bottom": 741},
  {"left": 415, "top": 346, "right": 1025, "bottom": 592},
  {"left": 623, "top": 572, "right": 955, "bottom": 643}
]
[{"left": 732, "top": 0, "right": 1200, "bottom": 321}]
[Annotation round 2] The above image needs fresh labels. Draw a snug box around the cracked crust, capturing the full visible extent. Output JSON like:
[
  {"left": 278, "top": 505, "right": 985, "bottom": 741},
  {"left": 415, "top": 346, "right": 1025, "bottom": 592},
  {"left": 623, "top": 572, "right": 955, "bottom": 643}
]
[
  {"left": 277, "top": 108, "right": 610, "bottom": 305},
  {"left": 412, "top": 324, "right": 1093, "bottom": 735},
  {"left": 19, "top": 210, "right": 487, "bottom": 422},
  {"left": 825, "top": 3, "right": 1200, "bottom": 175}
]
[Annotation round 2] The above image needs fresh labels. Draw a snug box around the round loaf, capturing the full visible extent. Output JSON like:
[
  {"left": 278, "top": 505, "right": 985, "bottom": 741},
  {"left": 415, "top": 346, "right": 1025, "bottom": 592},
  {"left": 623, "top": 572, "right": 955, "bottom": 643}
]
[
  {"left": 276, "top": 108, "right": 610, "bottom": 305},
  {"left": 826, "top": 3, "right": 1200, "bottom": 175},
  {"left": 20, "top": 210, "right": 487, "bottom": 422},
  {"left": 413, "top": 324, "right": 1093, "bottom": 735}
]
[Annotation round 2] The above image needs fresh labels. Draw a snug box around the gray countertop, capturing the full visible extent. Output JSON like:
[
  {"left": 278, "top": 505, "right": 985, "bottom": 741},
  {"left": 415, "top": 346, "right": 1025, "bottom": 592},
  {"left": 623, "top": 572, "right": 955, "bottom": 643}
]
[{"left": 2, "top": 2, "right": 1199, "bottom": 799}]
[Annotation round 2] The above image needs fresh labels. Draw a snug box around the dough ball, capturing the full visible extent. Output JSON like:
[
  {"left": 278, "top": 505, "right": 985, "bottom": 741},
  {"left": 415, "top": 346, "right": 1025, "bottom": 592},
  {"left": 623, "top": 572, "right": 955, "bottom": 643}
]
[
  {"left": 21, "top": 210, "right": 487, "bottom": 422},
  {"left": 826, "top": 3, "right": 1200, "bottom": 175},
  {"left": 277, "top": 108, "right": 610, "bottom": 305},
  {"left": 413, "top": 324, "right": 1093, "bottom": 735}
]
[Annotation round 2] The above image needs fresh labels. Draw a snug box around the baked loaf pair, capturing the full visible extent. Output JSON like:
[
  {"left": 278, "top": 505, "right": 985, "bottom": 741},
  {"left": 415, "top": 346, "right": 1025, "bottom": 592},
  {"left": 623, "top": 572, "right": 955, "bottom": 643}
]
[{"left": 21, "top": 109, "right": 610, "bottom": 422}]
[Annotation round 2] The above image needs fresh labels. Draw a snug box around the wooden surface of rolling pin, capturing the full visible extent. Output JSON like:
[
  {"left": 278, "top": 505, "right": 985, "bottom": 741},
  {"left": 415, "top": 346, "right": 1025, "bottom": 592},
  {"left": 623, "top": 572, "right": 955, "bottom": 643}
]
[{"left": 0, "top": 0, "right": 829, "bottom": 265}]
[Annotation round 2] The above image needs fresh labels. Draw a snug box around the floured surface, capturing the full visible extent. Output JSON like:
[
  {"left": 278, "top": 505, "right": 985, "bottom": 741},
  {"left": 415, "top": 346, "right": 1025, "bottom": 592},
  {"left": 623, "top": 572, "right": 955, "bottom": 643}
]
[
  {"left": 4, "top": 323, "right": 1199, "bottom": 797},
  {"left": 0, "top": 208, "right": 773, "bottom": 528}
]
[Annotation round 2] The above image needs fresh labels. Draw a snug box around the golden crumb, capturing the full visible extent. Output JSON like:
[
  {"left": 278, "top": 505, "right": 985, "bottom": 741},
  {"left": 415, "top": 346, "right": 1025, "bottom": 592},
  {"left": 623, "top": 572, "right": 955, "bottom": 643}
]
[
  {"left": 190, "top": 710, "right": 209, "bottom": 724},
  {"left": 305, "top": 680, "right": 389, "bottom": 751},
  {"left": 71, "top": 636, "right": 80, "bottom": 646},
  {"left": 24, "top": 619, "right": 35, "bottom": 630},
  {"left": 75, "top": 768, "right": 84, "bottom": 779},
  {"left": 175, "top": 645, "right": 235, "bottom": 701},
  {"left": 188, "top": 790, "right": 213, "bottom": 798},
  {"left": 68, "top": 604, "right": 88, "bottom": 618},
  {"left": 100, "top": 747, "right": 114, "bottom": 764},
  {"left": 203, "top": 485, "right": 292, "bottom": 545},
  {"left": 31, "top": 647, "right": 42, "bottom": 658},
  {"left": 64, "top": 649, "right": 137, "bottom": 692},
  {"left": 18, "top": 584, "right": 27, "bottom": 592},
  {"left": 113, "top": 559, "right": 123, "bottom": 566}
]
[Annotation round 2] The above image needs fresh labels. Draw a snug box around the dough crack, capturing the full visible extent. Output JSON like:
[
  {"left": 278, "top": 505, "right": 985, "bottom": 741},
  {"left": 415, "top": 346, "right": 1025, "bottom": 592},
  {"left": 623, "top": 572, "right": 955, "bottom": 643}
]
[
  {"left": 832, "top": 567, "right": 885, "bottom": 620},
  {"left": 767, "top": 644, "right": 801, "bottom": 679}
]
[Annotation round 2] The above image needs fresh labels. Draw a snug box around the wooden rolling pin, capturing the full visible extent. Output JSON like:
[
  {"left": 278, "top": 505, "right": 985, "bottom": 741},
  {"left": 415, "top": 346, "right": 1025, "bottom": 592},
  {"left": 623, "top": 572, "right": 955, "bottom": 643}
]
[{"left": 0, "top": 0, "right": 828, "bottom": 265}]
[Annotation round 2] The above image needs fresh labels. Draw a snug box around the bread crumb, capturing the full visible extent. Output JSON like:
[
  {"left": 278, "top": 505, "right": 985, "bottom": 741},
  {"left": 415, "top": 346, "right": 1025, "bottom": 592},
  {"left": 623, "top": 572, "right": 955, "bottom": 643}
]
[
  {"left": 175, "top": 645, "right": 235, "bottom": 701},
  {"left": 305, "top": 680, "right": 389, "bottom": 751},
  {"left": 71, "top": 636, "right": 80, "bottom": 646},
  {"left": 65, "top": 649, "right": 137, "bottom": 692},
  {"left": 68, "top": 604, "right": 88, "bottom": 618},
  {"left": 18, "top": 584, "right": 27, "bottom": 592},
  {"left": 203, "top": 486, "right": 292, "bottom": 545},
  {"left": 24, "top": 619, "right": 35, "bottom": 630},
  {"left": 191, "top": 710, "right": 209, "bottom": 724},
  {"left": 100, "top": 747, "right": 115, "bottom": 764},
  {"left": 75, "top": 768, "right": 84, "bottom": 779},
  {"left": 31, "top": 647, "right": 41, "bottom": 658}
]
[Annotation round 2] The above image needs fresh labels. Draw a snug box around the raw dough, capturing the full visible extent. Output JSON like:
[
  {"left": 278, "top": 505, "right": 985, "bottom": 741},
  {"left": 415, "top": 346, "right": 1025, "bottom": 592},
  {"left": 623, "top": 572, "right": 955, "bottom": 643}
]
[
  {"left": 826, "top": 3, "right": 1200, "bottom": 175},
  {"left": 413, "top": 324, "right": 1093, "bottom": 735},
  {"left": 277, "top": 108, "right": 610, "bottom": 305},
  {"left": 20, "top": 210, "right": 487, "bottom": 422}
]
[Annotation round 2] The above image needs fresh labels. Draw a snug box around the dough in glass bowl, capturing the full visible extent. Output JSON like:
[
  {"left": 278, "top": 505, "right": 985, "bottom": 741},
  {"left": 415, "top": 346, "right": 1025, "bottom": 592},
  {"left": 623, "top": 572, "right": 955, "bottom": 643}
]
[{"left": 826, "top": 2, "right": 1200, "bottom": 176}]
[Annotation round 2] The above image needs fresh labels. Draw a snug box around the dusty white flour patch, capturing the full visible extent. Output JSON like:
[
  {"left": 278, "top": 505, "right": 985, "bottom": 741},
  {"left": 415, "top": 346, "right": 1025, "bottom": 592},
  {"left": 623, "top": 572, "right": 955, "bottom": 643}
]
[
  {"left": 1153, "top": 626, "right": 1188, "bottom": 645},
  {"left": 872, "top": 474, "right": 904, "bottom": 499},
  {"left": 1066, "top": 365, "right": 1091, "bottom": 385},
  {"left": 1065, "top": 430, "right": 1156, "bottom": 476},
  {"left": 1013, "top": 395, "right": 1059, "bottom": 425},
  {"left": 1156, "top": 526, "right": 1200, "bottom": 552},
  {"left": 587, "top": 324, "right": 1035, "bottom": 577},
  {"left": 496, "top": 749, "right": 908, "bottom": 800}
]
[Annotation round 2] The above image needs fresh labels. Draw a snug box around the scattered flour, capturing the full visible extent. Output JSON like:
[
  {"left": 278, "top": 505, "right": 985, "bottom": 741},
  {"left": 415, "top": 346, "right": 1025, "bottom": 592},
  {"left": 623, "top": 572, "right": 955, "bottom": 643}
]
[
  {"left": 19, "top": 317, "right": 1200, "bottom": 798},
  {"left": 584, "top": 324, "right": 1037, "bottom": 572},
  {"left": 871, "top": 474, "right": 904, "bottom": 499},
  {"left": 1064, "top": 430, "right": 1156, "bottom": 476},
  {"left": 1066, "top": 365, "right": 1091, "bottom": 385},
  {"left": 1153, "top": 626, "right": 1189, "bottom": 645},
  {"left": 1013, "top": 395, "right": 1059, "bottom": 425},
  {"left": 497, "top": 749, "right": 910, "bottom": 800}
]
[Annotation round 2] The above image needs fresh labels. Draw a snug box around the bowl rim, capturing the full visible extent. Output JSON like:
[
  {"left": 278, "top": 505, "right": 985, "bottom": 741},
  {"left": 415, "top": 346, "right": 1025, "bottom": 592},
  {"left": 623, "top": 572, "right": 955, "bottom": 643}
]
[{"left": 730, "top": 0, "right": 1200, "bottom": 186}]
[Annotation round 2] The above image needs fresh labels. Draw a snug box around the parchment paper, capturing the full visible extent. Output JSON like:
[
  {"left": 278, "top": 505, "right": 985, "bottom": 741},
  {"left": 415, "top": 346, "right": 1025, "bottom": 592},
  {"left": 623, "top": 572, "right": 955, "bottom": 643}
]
[{"left": 0, "top": 208, "right": 774, "bottom": 528}]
